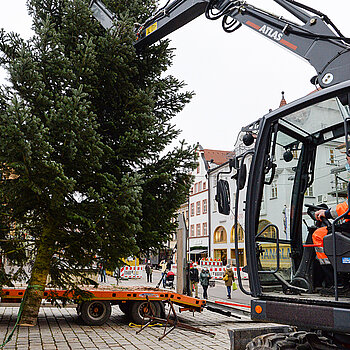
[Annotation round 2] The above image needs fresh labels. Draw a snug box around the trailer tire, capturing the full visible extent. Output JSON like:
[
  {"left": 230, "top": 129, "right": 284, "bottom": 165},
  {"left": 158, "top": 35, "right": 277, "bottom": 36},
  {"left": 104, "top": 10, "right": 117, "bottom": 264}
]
[
  {"left": 80, "top": 300, "right": 111, "bottom": 326},
  {"left": 245, "top": 331, "right": 328, "bottom": 350},
  {"left": 130, "top": 300, "right": 161, "bottom": 325},
  {"left": 156, "top": 301, "right": 166, "bottom": 318}
]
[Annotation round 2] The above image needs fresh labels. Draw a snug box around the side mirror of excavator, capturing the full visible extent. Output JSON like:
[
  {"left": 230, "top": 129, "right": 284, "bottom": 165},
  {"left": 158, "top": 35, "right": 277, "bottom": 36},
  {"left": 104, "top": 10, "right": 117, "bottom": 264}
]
[{"left": 216, "top": 179, "right": 230, "bottom": 215}]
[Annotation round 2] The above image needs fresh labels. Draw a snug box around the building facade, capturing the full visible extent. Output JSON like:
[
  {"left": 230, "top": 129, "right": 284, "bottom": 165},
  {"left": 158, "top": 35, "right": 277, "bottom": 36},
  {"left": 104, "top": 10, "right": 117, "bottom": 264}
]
[{"left": 188, "top": 145, "right": 232, "bottom": 263}]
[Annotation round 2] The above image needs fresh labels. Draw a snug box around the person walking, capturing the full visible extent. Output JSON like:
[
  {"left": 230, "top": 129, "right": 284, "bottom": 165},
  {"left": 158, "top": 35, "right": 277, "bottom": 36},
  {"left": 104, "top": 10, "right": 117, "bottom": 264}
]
[
  {"left": 159, "top": 260, "right": 167, "bottom": 288},
  {"left": 223, "top": 264, "right": 235, "bottom": 299},
  {"left": 199, "top": 267, "right": 211, "bottom": 299},
  {"left": 145, "top": 260, "right": 153, "bottom": 283},
  {"left": 98, "top": 262, "right": 106, "bottom": 283},
  {"left": 189, "top": 263, "right": 199, "bottom": 298}
]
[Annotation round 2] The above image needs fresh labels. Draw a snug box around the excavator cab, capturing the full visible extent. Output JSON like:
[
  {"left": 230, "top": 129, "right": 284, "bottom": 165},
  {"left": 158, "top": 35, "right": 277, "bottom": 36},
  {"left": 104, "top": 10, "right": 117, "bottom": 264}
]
[{"left": 228, "top": 80, "right": 350, "bottom": 335}]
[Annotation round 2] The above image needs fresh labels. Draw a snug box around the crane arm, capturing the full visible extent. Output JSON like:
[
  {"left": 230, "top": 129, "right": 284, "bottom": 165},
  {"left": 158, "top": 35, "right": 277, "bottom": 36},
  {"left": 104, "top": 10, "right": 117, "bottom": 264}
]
[{"left": 90, "top": 0, "right": 350, "bottom": 88}]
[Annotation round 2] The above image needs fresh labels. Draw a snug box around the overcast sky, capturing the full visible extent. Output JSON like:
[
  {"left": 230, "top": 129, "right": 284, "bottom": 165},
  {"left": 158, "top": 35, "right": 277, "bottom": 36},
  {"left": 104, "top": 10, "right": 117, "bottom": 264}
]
[{"left": 0, "top": 1, "right": 349, "bottom": 150}]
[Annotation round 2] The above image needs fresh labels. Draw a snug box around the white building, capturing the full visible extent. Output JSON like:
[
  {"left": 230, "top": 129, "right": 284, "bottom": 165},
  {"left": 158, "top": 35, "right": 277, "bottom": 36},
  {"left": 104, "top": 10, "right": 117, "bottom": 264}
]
[
  {"left": 188, "top": 145, "right": 232, "bottom": 263},
  {"left": 208, "top": 94, "right": 349, "bottom": 270}
]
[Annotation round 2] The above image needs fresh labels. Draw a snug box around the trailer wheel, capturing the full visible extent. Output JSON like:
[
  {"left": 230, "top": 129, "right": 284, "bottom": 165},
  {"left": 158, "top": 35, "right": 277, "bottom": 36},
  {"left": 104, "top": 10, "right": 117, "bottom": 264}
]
[
  {"left": 130, "top": 300, "right": 161, "bottom": 325},
  {"left": 245, "top": 331, "right": 332, "bottom": 350},
  {"left": 155, "top": 301, "right": 165, "bottom": 318},
  {"left": 80, "top": 300, "right": 111, "bottom": 326}
]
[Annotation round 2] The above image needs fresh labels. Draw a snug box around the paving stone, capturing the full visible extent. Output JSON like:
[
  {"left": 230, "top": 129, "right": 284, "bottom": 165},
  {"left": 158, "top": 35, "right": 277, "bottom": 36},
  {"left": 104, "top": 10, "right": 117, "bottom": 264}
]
[{"left": 0, "top": 281, "right": 258, "bottom": 350}]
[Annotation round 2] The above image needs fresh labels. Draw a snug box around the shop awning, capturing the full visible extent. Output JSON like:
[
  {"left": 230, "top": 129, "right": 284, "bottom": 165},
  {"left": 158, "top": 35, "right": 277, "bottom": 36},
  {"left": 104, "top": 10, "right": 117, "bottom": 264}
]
[{"left": 190, "top": 249, "right": 207, "bottom": 254}]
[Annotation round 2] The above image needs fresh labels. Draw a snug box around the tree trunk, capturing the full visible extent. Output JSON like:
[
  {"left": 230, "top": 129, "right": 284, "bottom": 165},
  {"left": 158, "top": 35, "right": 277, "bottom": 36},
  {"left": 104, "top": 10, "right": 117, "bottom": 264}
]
[{"left": 19, "top": 227, "right": 55, "bottom": 326}]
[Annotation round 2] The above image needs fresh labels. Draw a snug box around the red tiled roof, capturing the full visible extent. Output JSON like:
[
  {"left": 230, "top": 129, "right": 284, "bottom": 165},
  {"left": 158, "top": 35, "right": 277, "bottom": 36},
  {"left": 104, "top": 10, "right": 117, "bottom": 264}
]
[{"left": 203, "top": 149, "right": 233, "bottom": 165}]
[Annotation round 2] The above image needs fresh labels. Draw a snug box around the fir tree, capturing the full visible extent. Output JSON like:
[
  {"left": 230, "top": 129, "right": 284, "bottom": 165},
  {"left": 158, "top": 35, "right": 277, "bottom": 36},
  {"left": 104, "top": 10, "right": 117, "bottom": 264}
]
[{"left": 0, "top": 0, "right": 196, "bottom": 325}]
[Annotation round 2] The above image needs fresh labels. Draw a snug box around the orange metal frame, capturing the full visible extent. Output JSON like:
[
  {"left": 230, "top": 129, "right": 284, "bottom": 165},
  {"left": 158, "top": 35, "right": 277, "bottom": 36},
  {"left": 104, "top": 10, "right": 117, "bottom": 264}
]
[{"left": 0, "top": 288, "right": 206, "bottom": 311}]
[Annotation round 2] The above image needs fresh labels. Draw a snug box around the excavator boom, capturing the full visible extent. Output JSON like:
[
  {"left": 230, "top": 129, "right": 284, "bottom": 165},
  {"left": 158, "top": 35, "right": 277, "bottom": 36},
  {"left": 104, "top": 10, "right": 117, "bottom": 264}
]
[{"left": 90, "top": 0, "right": 350, "bottom": 89}]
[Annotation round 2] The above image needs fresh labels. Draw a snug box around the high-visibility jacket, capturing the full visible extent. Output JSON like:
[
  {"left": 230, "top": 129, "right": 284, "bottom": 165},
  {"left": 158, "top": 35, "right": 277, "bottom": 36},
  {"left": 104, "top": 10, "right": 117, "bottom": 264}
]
[
  {"left": 312, "top": 200, "right": 349, "bottom": 264},
  {"left": 328, "top": 201, "right": 349, "bottom": 221}
]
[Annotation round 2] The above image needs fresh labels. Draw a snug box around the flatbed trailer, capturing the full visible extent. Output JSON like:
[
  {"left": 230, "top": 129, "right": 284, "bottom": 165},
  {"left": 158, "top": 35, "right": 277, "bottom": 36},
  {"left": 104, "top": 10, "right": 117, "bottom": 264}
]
[{"left": 0, "top": 286, "right": 206, "bottom": 326}]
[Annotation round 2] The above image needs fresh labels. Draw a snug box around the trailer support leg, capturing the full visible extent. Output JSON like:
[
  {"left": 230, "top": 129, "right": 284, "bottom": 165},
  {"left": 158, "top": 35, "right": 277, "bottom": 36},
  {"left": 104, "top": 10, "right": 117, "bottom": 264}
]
[{"left": 135, "top": 297, "right": 215, "bottom": 340}]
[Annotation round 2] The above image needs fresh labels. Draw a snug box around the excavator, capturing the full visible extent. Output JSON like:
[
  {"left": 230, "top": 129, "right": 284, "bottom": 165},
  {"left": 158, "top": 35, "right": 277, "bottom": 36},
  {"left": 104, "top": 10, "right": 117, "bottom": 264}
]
[{"left": 90, "top": 0, "right": 350, "bottom": 348}]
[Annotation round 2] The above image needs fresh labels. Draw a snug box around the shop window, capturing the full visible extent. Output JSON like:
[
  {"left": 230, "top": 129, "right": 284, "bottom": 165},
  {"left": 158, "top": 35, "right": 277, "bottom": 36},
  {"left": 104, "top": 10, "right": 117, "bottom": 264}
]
[
  {"left": 214, "top": 226, "right": 227, "bottom": 243},
  {"left": 258, "top": 219, "right": 277, "bottom": 239},
  {"left": 231, "top": 223, "right": 244, "bottom": 242}
]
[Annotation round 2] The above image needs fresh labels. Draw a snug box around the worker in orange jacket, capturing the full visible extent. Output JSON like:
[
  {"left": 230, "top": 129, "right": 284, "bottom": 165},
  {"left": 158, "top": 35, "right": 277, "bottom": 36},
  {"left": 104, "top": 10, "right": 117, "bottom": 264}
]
[{"left": 314, "top": 152, "right": 350, "bottom": 265}]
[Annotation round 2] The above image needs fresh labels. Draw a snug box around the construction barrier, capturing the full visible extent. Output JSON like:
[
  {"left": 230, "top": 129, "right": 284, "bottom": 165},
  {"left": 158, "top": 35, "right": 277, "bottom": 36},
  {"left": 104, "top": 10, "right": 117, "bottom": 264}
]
[
  {"left": 200, "top": 259, "right": 223, "bottom": 267},
  {"left": 120, "top": 266, "right": 143, "bottom": 279},
  {"left": 207, "top": 266, "right": 225, "bottom": 279},
  {"left": 233, "top": 267, "right": 249, "bottom": 280},
  {"left": 170, "top": 263, "right": 248, "bottom": 280}
]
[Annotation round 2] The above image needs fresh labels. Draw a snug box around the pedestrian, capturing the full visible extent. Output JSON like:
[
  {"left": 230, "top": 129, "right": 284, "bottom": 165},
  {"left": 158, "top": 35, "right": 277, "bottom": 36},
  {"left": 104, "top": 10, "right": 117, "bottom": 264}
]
[
  {"left": 223, "top": 264, "right": 235, "bottom": 299},
  {"left": 145, "top": 260, "right": 153, "bottom": 283},
  {"left": 189, "top": 263, "right": 199, "bottom": 298},
  {"left": 159, "top": 259, "right": 167, "bottom": 288},
  {"left": 98, "top": 262, "right": 106, "bottom": 283},
  {"left": 199, "top": 267, "right": 211, "bottom": 299}
]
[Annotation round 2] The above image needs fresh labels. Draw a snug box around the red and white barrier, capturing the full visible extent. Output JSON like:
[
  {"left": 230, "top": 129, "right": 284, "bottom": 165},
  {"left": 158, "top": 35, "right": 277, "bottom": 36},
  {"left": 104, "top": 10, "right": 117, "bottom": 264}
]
[
  {"left": 170, "top": 263, "right": 248, "bottom": 280},
  {"left": 120, "top": 266, "right": 143, "bottom": 279},
  {"left": 200, "top": 260, "right": 223, "bottom": 267},
  {"left": 207, "top": 266, "right": 225, "bottom": 279},
  {"left": 202, "top": 266, "right": 249, "bottom": 280},
  {"left": 233, "top": 267, "right": 249, "bottom": 280}
]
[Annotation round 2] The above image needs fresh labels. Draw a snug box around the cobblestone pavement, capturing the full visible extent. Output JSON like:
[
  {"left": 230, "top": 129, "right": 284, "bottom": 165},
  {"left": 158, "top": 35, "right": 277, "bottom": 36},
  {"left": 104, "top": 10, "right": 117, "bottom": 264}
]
[
  {"left": 0, "top": 270, "right": 257, "bottom": 349},
  {"left": 0, "top": 303, "right": 258, "bottom": 350}
]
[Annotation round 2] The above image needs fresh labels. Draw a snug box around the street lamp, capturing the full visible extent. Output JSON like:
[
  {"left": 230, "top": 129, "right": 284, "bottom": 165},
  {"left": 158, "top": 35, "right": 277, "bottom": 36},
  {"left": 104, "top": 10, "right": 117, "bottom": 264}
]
[{"left": 89, "top": 0, "right": 116, "bottom": 30}]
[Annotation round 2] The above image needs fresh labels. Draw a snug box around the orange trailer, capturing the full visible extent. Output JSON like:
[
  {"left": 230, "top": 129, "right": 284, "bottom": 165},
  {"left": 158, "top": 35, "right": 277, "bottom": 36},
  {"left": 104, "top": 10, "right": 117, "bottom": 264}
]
[{"left": 0, "top": 286, "right": 206, "bottom": 325}]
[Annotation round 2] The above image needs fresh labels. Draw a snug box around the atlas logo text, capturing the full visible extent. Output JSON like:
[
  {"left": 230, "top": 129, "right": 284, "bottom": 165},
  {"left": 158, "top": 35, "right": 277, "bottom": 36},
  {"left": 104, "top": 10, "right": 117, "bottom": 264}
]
[{"left": 259, "top": 25, "right": 283, "bottom": 41}]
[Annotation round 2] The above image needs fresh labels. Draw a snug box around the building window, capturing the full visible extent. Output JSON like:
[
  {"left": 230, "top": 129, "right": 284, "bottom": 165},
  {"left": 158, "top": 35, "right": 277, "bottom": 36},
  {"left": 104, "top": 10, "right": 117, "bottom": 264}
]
[
  {"left": 196, "top": 201, "right": 201, "bottom": 215},
  {"left": 305, "top": 186, "right": 314, "bottom": 197},
  {"left": 190, "top": 186, "right": 193, "bottom": 195},
  {"left": 186, "top": 210, "right": 189, "bottom": 220},
  {"left": 213, "top": 226, "right": 227, "bottom": 244},
  {"left": 329, "top": 148, "right": 335, "bottom": 164},
  {"left": 213, "top": 197, "right": 218, "bottom": 212},
  {"left": 196, "top": 223, "right": 201, "bottom": 236},
  {"left": 202, "top": 199, "right": 207, "bottom": 214},
  {"left": 203, "top": 182, "right": 207, "bottom": 190},
  {"left": 197, "top": 165, "right": 200, "bottom": 173},
  {"left": 292, "top": 149, "right": 298, "bottom": 159},
  {"left": 231, "top": 223, "right": 244, "bottom": 242},
  {"left": 190, "top": 203, "right": 194, "bottom": 217},
  {"left": 190, "top": 224, "right": 194, "bottom": 237},
  {"left": 203, "top": 222, "right": 207, "bottom": 236},
  {"left": 258, "top": 219, "right": 277, "bottom": 239},
  {"left": 199, "top": 181, "right": 202, "bottom": 192},
  {"left": 194, "top": 183, "right": 198, "bottom": 193},
  {"left": 270, "top": 181, "right": 278, "bottom": 199}
]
